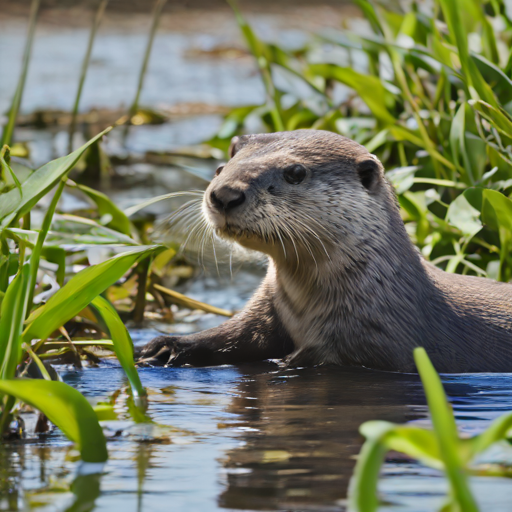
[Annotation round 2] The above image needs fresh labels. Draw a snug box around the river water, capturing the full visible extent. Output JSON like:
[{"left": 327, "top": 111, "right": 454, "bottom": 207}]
[{"left": 3, "top": 362, "right": 512, "bottom": 511}]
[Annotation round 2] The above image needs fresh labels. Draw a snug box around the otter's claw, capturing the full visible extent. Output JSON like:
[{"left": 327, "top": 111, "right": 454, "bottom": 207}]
[{"left": 137, "top": 336, "right": 191, "bottom": 367}]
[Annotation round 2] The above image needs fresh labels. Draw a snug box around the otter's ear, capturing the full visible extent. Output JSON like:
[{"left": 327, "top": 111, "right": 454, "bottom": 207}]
[
  {"left": 228, "top": 135, "right": 250, "bottom": 158},
  {"left": 356, "top": 158, "right": 382, "bottom": 192},
  {"left": 228, "top": 136, "right": 239, "bottom": 158}
]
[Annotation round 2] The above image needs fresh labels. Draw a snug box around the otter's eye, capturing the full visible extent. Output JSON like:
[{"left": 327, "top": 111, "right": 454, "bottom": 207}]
[
  {"left": 283, "top": 164, "right": 307, "bottom": 185},
  {"left": 215, "top": 164, "right": 225, "bottom": 177}
]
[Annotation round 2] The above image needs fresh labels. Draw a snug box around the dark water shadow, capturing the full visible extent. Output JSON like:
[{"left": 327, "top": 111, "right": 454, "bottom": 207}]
[{"left": 215, "top": 364, "right": 427, "bottom": 511}]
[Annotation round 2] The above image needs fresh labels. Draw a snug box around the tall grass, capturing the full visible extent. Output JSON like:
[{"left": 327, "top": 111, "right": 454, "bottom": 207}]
[
  {"left": 128, "top": 0, "right": 168, "bottom": 122},
  {"left": 68, "top": 0, "right": 109, "bottom": 154},
  {"left": 0, "top": 0, "right": 213, "bottom": 465},
  {"left": 0, "top": 0, "right": 40, "bottom": 147}
]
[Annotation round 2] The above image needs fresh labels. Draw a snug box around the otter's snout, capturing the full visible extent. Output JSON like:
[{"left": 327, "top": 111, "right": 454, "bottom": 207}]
[{"left": 209, "top": 186, "right": 246, "bottom": 213}]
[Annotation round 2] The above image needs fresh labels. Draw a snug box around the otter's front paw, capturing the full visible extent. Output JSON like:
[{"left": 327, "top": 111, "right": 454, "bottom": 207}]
[{"left": 137, "top": 336, "right": 192, "bottom": 367}]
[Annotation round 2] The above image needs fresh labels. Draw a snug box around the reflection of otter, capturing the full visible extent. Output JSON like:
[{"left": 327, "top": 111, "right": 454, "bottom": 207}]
[
  {"left": 141, "top": 130, "right": 512, "bottom": 373},
  {"left": 217, "top": 365, "right": 427, "bottom": 510}
]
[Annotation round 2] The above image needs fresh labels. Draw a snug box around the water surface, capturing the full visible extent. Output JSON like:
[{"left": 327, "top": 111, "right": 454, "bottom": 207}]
[{"left": 3, "top": 358, "right": 512, "bottom": 512}]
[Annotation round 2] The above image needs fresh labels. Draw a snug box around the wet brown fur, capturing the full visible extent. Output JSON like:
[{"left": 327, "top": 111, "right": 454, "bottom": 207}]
[{"left": 140, "top": 130, "right": 512, "bottom": 373}]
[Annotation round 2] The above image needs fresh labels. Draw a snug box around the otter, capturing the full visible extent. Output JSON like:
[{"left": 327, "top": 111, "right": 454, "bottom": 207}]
[{"left": 139, "top": 130, "right": 512, "bottom": 373}]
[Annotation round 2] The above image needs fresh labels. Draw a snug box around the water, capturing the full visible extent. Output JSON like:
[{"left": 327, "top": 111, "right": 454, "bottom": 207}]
[{"left": 2, "top": 361, "right": 512, "bottom": 512}]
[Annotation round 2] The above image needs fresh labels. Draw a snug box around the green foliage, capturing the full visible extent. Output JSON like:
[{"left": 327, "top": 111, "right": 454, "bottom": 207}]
[
  {"left": 220, "top": 0, "right": 512, "bottom": 281},
  {"left": 91, "top": 295, "right": 145, "bottom": 400},
  {"left": 348, "top": 348, "right": 512, "bottom": 512},
  {"left": 23, "top": 245, "right": 163, "bottom": 343},
  {"left": 68, "top": 0, "right": 109, "bottom": 154},
  {"left": 0, "top": 379, "right": 108, "bottom": 463},
  {"left": 0, "top": 0, "right": 40, "bottom": 147},
  {"left": 0, "top": 128, "right": 163, "bottom": 461},
  {"left": 0, "top": 127, "right": 112, "bottom": 227}
]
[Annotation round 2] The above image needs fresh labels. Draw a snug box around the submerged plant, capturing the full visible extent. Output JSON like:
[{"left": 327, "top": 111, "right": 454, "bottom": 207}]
[{"left": 348, "top": 347, "right": 512, "bottom": 512}]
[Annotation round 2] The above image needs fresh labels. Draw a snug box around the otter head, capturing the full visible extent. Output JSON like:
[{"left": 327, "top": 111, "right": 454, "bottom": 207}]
[{"left": 203, "top": 130, "right": 394, "bottom": 269}]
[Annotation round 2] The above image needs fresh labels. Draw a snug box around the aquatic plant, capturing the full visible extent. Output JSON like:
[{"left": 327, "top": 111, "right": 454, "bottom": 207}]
[
  {"left": 127, "top": 0, "right": 168, "bottom": 124},
  {"left": 348, "top": 347, "right": 512, "bottom": 512},
  {"left": 68, "top": 0, "right": 109, "bottom": 154},
  {"left": 0, "top": 126, "right": 159, "bottom": 461},
  {"left": 0, "top": 0, "right": 40, "bottom": 148},
  {"left": 223, "top": 0, "right": 512, "bottom": 282}
]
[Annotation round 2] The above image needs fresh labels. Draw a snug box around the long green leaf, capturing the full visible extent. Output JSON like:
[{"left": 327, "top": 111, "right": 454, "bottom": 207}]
[
  {"left": 310, "top": 64, "right": 396, "bottom": 125},
  {"left": 469, "top": 99, "right": 512, "bottom": 139},
  {"left": 348, "top": 421, "right": 392, "bottom": 512},
  {"left": 349, "top": 420, "right": 444, "bottom": 512},
  {"left": 481, "top": 189, "right": 512, "bottom": 281},
  {"left": 22, "top": 245, "right": 163, "bottom": 343},
  {"left": 413, "top": 347, "right": 478, "bottom": 512},
  {"left": 0, "top": 0, "right": 40, "bottom": 147},
  {"left": 0, "top": 264, "right": 29, "bottom": 379},
  {"left": 438, "top": 0, "right": 497, "bottom": 107},
  {"left": 0, "top": 379, "right": 107, "bottom": 462},
  {"left": 68, "top": 0, "right": 109, "bottom": 153},
  {"left": 226, "top": 0, "right": 284, "bottom": 131},
  {"left": 91, "top": 295, "right": 145, "bottom": 399},
  {"left": 0, "top": 127, "right": 112, "bottom": 227},
  {"left": 75, "top": 183, "right": 132, "bottom": 236},
  {"left": 468, "top": 411, "right": 512, "bottom": 458}
]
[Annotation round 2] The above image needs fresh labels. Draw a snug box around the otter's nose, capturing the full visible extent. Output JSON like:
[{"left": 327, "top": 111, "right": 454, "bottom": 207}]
[{"left": 210, "top": 187, "right": 246, "bottom": 213}]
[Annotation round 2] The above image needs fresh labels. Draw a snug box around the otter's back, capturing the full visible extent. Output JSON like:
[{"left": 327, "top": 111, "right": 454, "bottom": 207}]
[{"left": 424, "top": 262, "right": 512, "bottom": 372}]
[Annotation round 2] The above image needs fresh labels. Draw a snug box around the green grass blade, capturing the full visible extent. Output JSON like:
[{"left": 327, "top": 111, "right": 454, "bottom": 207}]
[
  {"left": 0, "top": 379, "right": 107, "bottom": 462},
  {"left": 468, "top": 411, "right": 512, "bottom": 459},
  {"left": 469, "top": 100, "right": 512, "bottom": 139},
  {"left": 226, "top": 0, "right": 284, "bottom": 131},
  {"left": 351, "top": 0, "right": 383, "bottom": 35},
  {"left": 26, "top": 178, "right": 66, "bottom": 314},
  {"left": 0, "top": 146, "right": 23, "bottom": 197},
  {"left": 0, "top": 126, "right": 112, "bottom": 227},
  {"left": 91, "top": 295, "right": 145, "bottom": 399},
  {"left": 0, "top": 0, "right": 40, "bottom": 147},
  {"left": 309, "top": 64, "right": 396, "bottom": 125},
  {"left": 438, "top": 0, "right": 497, "bottom": 107},
  {"left": 128, "top": 0, "right": 167, "bottom": 118},
  {"left": 348, "top": 421, "right": 393, "bottom": 512},
  {"left": 384, "top": 425, "right": 443, "bottom": 470},
  {"left": 68, "top": 0, "right": 109, "bottom": 154},
  {"left": 481, "top": 189, "right": 512, "bottom": 281},
  {"left": 22, "top": 245, "right": 163, "bottom": 344},
  {"left": 413, "top": 347, "right": 478, "bottom": 512},
  {"left": 0, "top": 264, "right": 29, "bottom": 380},
  {"left": 24, "top": 130, "right": 114, "bottom": 310},
  {"left": 74, "top": 183, "right": 132, "bottom": 236}
]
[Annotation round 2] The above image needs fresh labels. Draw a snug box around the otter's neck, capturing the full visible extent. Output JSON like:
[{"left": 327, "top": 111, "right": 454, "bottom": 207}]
[{"left": 270, "top": 206, "right": 434, "bottom": 368}]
